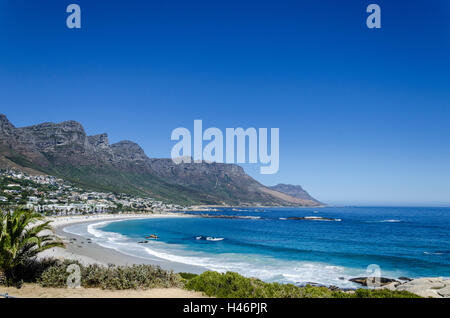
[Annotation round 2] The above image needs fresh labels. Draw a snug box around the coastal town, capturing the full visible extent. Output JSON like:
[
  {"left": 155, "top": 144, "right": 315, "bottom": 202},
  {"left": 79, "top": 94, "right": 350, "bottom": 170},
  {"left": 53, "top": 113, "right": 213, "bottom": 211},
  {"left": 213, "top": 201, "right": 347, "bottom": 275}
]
[{"left": 0, "top": 169, "right": 184, "bottom": 215}]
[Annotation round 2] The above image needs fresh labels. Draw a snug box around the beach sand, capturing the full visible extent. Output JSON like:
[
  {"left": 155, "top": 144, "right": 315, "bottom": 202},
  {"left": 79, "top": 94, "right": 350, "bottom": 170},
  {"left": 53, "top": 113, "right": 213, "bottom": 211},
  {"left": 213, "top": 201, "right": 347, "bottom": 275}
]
[
  {"left": 15, "top": 213, "right": 209, "bottom": 298},
  {"left": 0, "top": 284, "right": 207, "bottom": 298},
  {"left": 39, "top": 213, "right": 207, "bottom": 273}
]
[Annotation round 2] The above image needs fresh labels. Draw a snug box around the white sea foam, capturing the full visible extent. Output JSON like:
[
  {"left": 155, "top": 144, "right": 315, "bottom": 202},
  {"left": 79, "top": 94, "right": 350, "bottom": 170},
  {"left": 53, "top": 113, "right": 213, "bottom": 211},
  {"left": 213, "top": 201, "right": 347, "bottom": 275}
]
[
  {"left": 304, "top": 216, "right": 341, "bottom": 222},
  {"left": 366, "top": 219, "right": 401, "bottom": 223},
  {"left": 63, "top": 220, "right": 369, "bottom": 288}
]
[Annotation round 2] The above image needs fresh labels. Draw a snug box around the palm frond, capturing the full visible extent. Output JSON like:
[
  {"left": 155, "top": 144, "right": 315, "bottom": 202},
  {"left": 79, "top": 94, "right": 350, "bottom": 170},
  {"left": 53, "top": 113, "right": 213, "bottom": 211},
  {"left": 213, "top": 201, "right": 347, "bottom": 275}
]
[{"left": 0, "top": 208, "right": 65, "bottom": 283}]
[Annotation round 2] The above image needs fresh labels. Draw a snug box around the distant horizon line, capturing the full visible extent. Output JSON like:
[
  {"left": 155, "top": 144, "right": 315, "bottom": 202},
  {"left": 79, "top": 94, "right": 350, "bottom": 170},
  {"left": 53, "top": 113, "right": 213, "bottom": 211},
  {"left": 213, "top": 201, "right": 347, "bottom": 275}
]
[{"left": 319, "top": 204, "right": 450, "bottom": 209}]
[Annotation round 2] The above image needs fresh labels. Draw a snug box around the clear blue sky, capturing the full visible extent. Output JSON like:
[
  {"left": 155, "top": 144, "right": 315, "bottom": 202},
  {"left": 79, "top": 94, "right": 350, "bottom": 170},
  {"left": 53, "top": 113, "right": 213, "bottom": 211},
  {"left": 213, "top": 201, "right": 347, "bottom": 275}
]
[{"left": 1, "top": 0, "right": 449, "bottom": 206}]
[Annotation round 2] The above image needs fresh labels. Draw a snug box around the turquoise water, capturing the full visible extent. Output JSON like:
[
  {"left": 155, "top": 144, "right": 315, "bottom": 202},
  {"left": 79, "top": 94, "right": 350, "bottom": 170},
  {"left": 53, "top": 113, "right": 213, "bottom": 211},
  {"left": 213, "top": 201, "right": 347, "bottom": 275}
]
[{"left": 65, "top": 207, "right": 450, "bottom": 288}]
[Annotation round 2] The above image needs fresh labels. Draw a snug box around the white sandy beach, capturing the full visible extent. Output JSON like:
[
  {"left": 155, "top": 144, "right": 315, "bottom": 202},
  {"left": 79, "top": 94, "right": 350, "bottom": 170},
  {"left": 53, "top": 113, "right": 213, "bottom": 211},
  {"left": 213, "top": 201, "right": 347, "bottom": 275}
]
[{"left": 29, "top": 213, "right": 450, "bottom": 298}]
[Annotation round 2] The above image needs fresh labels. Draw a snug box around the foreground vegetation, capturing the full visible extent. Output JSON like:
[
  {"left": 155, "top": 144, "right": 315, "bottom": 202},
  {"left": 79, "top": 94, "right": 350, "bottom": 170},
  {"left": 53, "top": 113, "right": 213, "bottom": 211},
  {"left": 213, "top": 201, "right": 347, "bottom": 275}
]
[
  {"left": 0, "top": 208, "right": 420, "bottom": 297},
  {"left": 1, "top": 259, "right": 420, "bottom": 298},
  {"left": 0, "top": 209, "right": 64, "bottom": 286},
  {"left": 183, "top": 271, "right": 420, "bottom": 298},
  {"left": 39, "top": 260, "right": 182, "bottom": 290}
]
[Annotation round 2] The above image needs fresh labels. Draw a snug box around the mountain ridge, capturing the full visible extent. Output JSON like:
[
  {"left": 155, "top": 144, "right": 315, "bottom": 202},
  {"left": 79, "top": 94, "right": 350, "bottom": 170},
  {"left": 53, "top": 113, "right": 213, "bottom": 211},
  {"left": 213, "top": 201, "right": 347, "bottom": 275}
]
[
  {"left": 269, "top": 183, "right": 322, "bottom": 205},
  {"left": 0, "top": 114, "right": 321, "bottom": 206}
]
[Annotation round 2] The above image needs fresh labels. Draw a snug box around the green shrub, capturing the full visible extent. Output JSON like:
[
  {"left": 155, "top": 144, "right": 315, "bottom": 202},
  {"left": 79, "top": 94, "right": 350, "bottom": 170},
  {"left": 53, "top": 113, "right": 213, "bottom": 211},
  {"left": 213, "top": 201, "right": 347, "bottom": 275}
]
[
  {"left": 6, "top": 257, "right": 59, "bottom": 285},
  {"left": 353, "top": 288, "right": 421, "bottom": 298},
  {"left": 179, "top": 272, "right": 198, "bottom": 280},
  {"left": 38, "top": 260, "right": 183, "bottom": 290},
  {"left": 184, "top": 271, "right": 347, "bottom": 298},
  {"left": 15, "top": 258, "right": 423, "bottom": 298},
  {"left": 184, "top": 271, "right": 421, "bottom": 298},
  {"left": 38, "top": 260, "right": 72, "bottom": 288}
]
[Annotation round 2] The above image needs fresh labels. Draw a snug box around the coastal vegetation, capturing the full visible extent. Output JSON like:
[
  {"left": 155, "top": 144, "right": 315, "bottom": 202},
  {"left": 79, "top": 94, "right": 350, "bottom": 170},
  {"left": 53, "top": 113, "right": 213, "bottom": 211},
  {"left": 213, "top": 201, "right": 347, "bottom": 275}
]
[
  {"left": 183, "top": 271, "right": 421, "bottom": 298},
  {"left": 39, "top": 260, "right": 183, "bottom": 290},
  {"left": 0, "top": 209, "right": 64, "bottom": 286},
  {"left": 0, "top": 256, "right": 421, "bottom": 297}
]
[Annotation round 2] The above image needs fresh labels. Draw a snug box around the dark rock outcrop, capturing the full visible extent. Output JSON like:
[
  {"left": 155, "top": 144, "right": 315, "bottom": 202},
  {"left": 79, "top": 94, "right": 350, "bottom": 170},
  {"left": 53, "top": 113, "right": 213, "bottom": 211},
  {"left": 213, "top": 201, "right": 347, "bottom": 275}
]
[
  {"left": 88, "top": 133, "right": 110, "bottom": 150},
  {"left": 111, "top": 140, "right": 149, "bottom": 163},
  {"left": 349, "top": 277, "right": 399, "bottom": 287}
]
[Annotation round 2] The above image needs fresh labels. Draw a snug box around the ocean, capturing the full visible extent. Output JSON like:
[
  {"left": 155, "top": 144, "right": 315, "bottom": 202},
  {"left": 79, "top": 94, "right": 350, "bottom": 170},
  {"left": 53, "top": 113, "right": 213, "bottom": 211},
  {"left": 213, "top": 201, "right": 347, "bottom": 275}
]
[{"left": 64, "top": 207, "right": 450, "bottom": 288}]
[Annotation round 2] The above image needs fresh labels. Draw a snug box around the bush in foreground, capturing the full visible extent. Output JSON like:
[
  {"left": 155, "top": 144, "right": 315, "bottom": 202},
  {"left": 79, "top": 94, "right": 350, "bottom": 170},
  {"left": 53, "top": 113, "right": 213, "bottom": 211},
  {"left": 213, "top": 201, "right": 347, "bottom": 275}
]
[
  {"left": 353, "top": 288, "right": 421, "bottom": 298},
  {"left": 38, "top": 260, "right": 183, "bottom": 290},
  {"left": 178, "top": 272, "right": 199, "bottom": 280},
  {"left": 0, "top": 209, "right": 64, "bottom": 286},
  {"left": 184, "top": 271, "right": 421, "bottom": 298},
  {"left": 0, "top": 257, "right": 421, "bottom": 298}
]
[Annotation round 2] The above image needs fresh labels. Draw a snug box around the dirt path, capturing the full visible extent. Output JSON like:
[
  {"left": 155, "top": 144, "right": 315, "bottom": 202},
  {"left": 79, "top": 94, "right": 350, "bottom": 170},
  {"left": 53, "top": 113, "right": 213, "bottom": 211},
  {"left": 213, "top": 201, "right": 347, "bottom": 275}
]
[{"left": 1, "top": 283, "right": 207, "bottom": 298}]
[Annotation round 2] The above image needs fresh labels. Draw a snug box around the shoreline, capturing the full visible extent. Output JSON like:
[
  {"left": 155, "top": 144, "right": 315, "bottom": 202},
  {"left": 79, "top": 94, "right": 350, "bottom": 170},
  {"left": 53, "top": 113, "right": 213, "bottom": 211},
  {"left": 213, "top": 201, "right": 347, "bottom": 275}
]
[
  {"left": 40, "top": 213, "right": 207, "bottom": 274},
  {"left": 37, "top": 212, "right": 450, "bottom": 298},
  {"left": 0, "top": 284, "right": 207, "bottom": 298}
]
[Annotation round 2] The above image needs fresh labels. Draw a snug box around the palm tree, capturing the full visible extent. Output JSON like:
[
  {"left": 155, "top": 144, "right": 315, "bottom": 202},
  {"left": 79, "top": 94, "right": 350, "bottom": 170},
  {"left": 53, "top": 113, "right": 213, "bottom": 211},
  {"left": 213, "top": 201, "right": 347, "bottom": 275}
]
[{"left": 0, "top": 208, "right": 64, "bottom": 284}]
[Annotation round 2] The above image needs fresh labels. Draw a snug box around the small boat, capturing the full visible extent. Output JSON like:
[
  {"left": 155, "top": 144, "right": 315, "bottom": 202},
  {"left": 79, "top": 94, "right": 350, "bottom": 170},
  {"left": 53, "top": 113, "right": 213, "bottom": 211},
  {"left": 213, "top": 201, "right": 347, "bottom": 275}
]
[
  {"left": 195, "top": 236, "right": 224, "bottom": 241},
  {"left": 145, "top": 234, "right": 159, "bottom": 239},
  {"left": 206, "top": 236, "right": 224, "bottom": 241}
]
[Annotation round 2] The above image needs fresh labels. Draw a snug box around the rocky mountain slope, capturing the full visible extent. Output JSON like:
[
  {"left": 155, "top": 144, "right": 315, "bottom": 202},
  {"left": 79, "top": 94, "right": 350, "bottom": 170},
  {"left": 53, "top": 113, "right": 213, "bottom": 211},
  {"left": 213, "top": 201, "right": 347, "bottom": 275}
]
[
  {"left": 0, "top": 114, "right": 321, "bottom": 206},
  {"left": 269, "top": 184, "right": 322, "bottom": 205}
]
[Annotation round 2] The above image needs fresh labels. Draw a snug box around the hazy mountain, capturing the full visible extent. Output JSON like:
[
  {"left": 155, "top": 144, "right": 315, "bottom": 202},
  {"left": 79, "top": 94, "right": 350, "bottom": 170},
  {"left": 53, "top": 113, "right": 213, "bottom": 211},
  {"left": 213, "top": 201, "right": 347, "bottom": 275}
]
[
  {"left": 269, "top": 184, "right": 322, "bottom": 205},
  {"left": 0, "top": 114, "right": 320, "bottom": 206}
]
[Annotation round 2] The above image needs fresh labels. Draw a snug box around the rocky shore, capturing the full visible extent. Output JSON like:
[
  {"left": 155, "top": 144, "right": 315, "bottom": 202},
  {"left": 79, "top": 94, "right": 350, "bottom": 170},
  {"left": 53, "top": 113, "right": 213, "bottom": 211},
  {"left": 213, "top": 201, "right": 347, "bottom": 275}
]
[
  {"left": 381, "top": 277, "right": 450, "bottom": 298},
  {"left": 349, "top": 276, "right": 450, "bottom": 298}
]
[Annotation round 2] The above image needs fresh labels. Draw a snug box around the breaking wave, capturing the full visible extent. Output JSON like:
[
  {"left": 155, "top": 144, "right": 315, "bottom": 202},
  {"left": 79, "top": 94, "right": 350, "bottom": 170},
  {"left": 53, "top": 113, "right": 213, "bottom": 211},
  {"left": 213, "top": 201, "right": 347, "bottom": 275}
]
[{"left": 63, "top": 220, "right": 364, "bottom": 288}]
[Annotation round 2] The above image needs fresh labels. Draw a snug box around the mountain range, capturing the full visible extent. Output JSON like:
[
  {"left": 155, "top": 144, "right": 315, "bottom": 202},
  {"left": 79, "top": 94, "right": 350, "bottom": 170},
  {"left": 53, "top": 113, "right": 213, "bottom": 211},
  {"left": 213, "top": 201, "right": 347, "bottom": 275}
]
[{"left": 0, "top": 114, "right": 321, "bottom": 206}]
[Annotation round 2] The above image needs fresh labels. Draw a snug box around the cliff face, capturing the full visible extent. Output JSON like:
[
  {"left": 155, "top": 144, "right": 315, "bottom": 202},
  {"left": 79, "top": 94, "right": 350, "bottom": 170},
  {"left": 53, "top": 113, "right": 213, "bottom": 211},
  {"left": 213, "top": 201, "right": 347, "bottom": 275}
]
[
  {"left": 0, "top": 114, "right": 320, "bottom": 206},
  {"left": 0, "top": 115, "right": 51, "bottom": 167}
]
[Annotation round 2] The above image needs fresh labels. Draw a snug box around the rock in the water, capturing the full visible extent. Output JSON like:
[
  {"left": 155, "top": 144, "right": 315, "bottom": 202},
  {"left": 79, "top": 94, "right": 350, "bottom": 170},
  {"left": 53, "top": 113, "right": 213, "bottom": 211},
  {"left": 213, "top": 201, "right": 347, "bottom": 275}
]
[
  {"left": 395, "top": 277, "right": 448, "bottom": 298},
  {"left": 437, "top": 284, "right": 450, "bottom": 297},
  {"left": 349, "top": 277, "right": 398, "bottom": 287},
  {"left": 268, "top": 184, "right": 323, "bottom": 205},
  {"left": 379, "top": 282, "right": 400, "bottom": 291}
]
